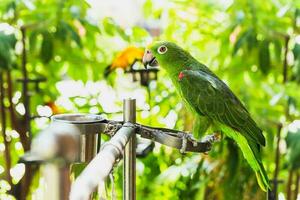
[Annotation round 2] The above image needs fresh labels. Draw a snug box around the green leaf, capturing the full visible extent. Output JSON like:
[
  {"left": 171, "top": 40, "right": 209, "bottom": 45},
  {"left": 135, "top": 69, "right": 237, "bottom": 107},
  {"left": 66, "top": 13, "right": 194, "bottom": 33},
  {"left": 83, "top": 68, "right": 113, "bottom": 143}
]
[
  {"left": 0, "top": 31, "right": 16, "bottom": 71},
  {"left": 288, "top": 96, "right": 297, "bottom": 115},
  {"left": 292, "top": 43, "right": 300, "bottom": 60},
  {"left": 55, "top": 21, "right": 68, "bottom": 42},
  {"left": 102, "top": 17, "right": 116, "bottom": 36},
  {"left": 55, "top": 21, "right": 82, "bottom": 47},
  {"left": 232, "top": 28, "right": 257, "bottom": 55},
  {"left": 6, "top": 1, "right": 16, "bottom": 13},
  {"left": 258, "top": 40, "right": 271, "bottom": 74},
  {"left": 233, "top": 29, "right": 251, "bottom": 55},
  {"left": 131, "top": 27, "right": 150, "bottom": 43},
  {"left": 295, "top": 8, "right": 300, "bottom": 21},
  {"left": 273, "top": 39, "right": 282, "bottom": 62},
  {"left": 40, "top": 31, "right": 54, "bottom": 64},
  {"left": 143, "top": 0, "right": 153, "bottom": 18},
  {"left": 116, "top": 27, "right": 129, "bottom": 41},
  {"left": 102, "top": 17, "right": 129, "bottom": 40},
  {"left": 4, "top": 1, "right": 16, "bottom": 18},
  {"left": 286, "top": 120, "right": 300, "bottom": 169},
  {"left": 29, "top": 30, "right": 40, "bottom": 53},
  {"left": 246, "top": 29, "right": 257, "bottom": 51},
  {"left": 71, "top": 163, "right": 87, "bottom": 178},
  {"left": 69, "top": 26, "right": 82, "bottom": 48},
  {"left": 292, "top": 57, "right": 300, "bottom": 82},
  {"left": 0, "top": 42, "right": 11, "bottom": 70}
]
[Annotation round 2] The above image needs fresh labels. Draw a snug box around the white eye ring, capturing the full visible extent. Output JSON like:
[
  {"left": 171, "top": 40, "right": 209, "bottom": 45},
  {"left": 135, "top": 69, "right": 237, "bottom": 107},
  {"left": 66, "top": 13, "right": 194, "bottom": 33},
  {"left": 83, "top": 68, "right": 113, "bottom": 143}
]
[{"left": 157, "top": 45, "right": 167, "bottom": 54}]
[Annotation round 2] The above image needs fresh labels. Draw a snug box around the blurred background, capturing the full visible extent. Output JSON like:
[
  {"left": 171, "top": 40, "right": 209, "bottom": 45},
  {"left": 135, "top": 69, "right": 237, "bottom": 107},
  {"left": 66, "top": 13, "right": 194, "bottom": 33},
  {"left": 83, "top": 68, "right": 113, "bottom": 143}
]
[{"left": 0, "top": 0, "right": 300, "bottom": 199}]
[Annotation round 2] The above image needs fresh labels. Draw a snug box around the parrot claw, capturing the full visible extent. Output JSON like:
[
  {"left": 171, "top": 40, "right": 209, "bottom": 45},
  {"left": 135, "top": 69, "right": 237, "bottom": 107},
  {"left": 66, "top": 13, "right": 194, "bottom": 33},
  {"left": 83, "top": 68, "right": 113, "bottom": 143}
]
[
  {"left": 201, "top": 134, "right": 219, "bottom": 144},
  {"left": 180, "top": 133, "right": 194, "bottom": 153},
  {"left": 180, "top": 134, "right": 188, "bottom": 154}
]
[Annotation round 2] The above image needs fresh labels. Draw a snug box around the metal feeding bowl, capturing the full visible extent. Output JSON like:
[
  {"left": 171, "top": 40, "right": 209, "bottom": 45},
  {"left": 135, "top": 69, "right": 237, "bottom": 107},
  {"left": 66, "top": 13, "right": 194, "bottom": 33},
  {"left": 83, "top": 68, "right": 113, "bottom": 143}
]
[
  {"left": 52, "top": 114, "right": 107, "bottom": 163},
  {"left": 52, "top": 113, "right": 105, "bottom": 124}
]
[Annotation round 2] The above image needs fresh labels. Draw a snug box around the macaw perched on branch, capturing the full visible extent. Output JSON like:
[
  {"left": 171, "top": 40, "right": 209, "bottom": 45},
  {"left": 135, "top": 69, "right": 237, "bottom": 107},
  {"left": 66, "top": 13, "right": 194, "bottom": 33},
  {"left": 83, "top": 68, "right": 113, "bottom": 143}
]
[
  {"left": 143, "top": 41, "right": 270, "bottom": 191},
  {"left": 104, "top": 46, "right": 144, "bottom": 77}
]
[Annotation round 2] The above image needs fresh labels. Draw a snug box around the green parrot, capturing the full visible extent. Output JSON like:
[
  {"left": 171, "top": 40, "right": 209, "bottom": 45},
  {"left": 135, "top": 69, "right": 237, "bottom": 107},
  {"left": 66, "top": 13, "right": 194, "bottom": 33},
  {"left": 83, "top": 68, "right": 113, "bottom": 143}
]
[{"left": 143, "top": 41, "right": 269, "bottom": 191}]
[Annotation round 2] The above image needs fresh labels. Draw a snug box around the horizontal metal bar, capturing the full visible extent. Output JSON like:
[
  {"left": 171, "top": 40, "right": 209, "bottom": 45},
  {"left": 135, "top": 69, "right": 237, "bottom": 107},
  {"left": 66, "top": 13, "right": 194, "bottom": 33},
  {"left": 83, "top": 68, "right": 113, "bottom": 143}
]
[{"left": 69, "top": 122, "right": 136, "bottom": 200}]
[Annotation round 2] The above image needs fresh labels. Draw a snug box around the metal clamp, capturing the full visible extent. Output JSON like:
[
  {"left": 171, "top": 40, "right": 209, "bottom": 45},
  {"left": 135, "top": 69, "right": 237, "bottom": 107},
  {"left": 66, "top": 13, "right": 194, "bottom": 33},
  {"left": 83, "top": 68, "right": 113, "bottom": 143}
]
[
  {"left": 134, "top": 124, "right": 217, "bottom": 153},
  {"left": 103, "top": 121, "right": 123, "bottom": 136}
]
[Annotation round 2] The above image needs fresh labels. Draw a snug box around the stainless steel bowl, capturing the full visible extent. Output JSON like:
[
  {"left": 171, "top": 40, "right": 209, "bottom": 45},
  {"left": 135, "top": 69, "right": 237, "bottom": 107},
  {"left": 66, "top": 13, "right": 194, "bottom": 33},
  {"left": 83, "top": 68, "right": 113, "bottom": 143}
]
[{"left": 52, "top": 113, "right": 106, "bottom": 163}]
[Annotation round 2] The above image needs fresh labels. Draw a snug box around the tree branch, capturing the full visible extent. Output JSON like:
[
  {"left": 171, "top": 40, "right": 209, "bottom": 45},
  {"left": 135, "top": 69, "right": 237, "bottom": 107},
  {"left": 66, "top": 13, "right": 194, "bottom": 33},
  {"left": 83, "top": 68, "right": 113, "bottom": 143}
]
[
  {"left": 294, "top": 171, "right": 300, "bottom": 200},
  {"left": 0, "top": 72, "right": 12, "bottom": 185},
  {"left": 6, "top": 71, "right": 29, "bottom": 150},
  {"left": 271, "top": 123, "right": 283, "bottom": 199},
  {"left": 282, "top": 35, "right": 290, "bottom": 83},
  {"left": 286, "top": 169, "right": 293, "bottom": 200}
]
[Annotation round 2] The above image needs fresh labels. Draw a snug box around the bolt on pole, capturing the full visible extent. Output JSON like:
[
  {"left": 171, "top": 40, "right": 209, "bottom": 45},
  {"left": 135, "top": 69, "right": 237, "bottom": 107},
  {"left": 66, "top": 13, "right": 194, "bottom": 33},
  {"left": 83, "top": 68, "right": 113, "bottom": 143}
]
[{"left": 123, "top": 98, "right": 136, "bottom": 200}]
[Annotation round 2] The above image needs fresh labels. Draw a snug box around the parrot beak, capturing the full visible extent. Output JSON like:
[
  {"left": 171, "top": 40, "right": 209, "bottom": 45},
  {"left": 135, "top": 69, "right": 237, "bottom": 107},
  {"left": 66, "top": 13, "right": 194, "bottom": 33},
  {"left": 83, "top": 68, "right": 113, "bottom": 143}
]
[{"left": 143, "top": 49, "right": 158, "bottom": 69}]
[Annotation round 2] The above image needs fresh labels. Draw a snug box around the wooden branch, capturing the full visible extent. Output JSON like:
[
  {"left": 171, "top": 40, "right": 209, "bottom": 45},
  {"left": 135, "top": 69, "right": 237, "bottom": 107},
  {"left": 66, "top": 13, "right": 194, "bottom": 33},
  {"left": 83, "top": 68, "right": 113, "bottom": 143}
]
[
  {"left": 294, "top": 171, "right": 300, "bottom": 200},
  {"left": 272, "top": 123, "right": 283, "bottom": 199},
  {"left": 282, "top": 35, "right": 290, "bottom": 83},
  {"left": 0, "top": 72, "right": 12, "bottom": 185},
  {"left": 6, "top": 71, "right": 30, "bottom": 150},
  {"left": 12, "top": 26, "right": 36, "bottom": 200},
  {"left": 286, "top": 169, "right": 293, "bottom": 200},
  {"left": 20, "top": 27, "right": 31, "bottom": 139}
]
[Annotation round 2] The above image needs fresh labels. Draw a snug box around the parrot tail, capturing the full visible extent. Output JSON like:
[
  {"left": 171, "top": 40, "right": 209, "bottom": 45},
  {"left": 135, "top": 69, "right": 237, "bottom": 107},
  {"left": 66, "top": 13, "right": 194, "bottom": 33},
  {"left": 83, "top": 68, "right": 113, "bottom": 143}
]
[
  {"left": 104, "top": 65, "right": 112, "bottom": 78},
  {"left": 221, "top": 125, "right": 270, "bottom": 191},
  {"left": 249, "top": 141, "right": 270, "bottom": 192}
]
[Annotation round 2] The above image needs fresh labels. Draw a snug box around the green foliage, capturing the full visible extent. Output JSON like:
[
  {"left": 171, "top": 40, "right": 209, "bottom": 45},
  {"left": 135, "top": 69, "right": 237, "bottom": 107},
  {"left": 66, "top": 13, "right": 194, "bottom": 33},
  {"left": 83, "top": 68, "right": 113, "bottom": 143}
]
[{"left": 0, "top": 0, "right": 299, "bottom": 199}]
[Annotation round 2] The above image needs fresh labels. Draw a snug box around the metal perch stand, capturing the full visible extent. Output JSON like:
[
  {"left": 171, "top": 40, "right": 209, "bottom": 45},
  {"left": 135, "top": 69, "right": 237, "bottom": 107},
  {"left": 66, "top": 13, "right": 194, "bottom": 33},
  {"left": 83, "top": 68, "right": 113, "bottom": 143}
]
[
  {"left": 22, "top": 98, "right": 217, "bottom": 200},
  {"left": 70, "top": 122, "right": 136, "bottom": 200}
]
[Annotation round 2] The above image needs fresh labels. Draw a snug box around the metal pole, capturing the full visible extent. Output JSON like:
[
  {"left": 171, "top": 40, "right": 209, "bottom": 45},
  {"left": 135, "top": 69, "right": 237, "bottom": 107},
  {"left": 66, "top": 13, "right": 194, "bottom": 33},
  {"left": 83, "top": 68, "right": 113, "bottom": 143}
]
[
  {"left": 123, "top": 99, "right": 136, "bottom": 200},
  {"left": 42, "top": 163, "right": 71, "bottom": 200}
]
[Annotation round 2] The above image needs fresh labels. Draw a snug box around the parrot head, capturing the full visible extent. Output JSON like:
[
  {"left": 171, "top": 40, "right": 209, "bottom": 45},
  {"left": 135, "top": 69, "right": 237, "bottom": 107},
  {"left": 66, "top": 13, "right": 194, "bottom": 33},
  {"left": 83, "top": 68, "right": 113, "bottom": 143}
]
[{"left": 143, "top": 41, "right": 193, "bottom": 73}]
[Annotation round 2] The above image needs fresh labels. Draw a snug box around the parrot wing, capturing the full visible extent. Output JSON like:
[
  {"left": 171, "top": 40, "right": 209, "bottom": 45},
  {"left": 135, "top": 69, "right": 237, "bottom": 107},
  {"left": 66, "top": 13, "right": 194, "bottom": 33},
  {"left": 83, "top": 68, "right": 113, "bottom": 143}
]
[{"left": 179, "top": 69, "right": 265, "bottom": 146}]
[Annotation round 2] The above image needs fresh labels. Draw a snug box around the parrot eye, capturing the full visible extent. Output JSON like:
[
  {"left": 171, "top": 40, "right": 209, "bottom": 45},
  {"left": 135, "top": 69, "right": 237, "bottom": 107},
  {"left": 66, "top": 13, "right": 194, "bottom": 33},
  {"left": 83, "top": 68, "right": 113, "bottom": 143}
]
[{"left": 158, "top": 45, "right": 167, "bottom": 54}]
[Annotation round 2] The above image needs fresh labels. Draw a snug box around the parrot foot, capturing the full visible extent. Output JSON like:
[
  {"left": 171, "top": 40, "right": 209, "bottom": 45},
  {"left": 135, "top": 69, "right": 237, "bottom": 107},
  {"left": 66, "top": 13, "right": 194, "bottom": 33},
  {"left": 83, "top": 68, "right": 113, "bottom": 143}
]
[
  {"left": 179, "top": 133, "right": 194, "bottom": 153},
  {"left": 200, "top": 133, "right": 219, "bottom": 144},
  {"left": 180, "top": 134, "right": 188, "bottom": 153}
]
